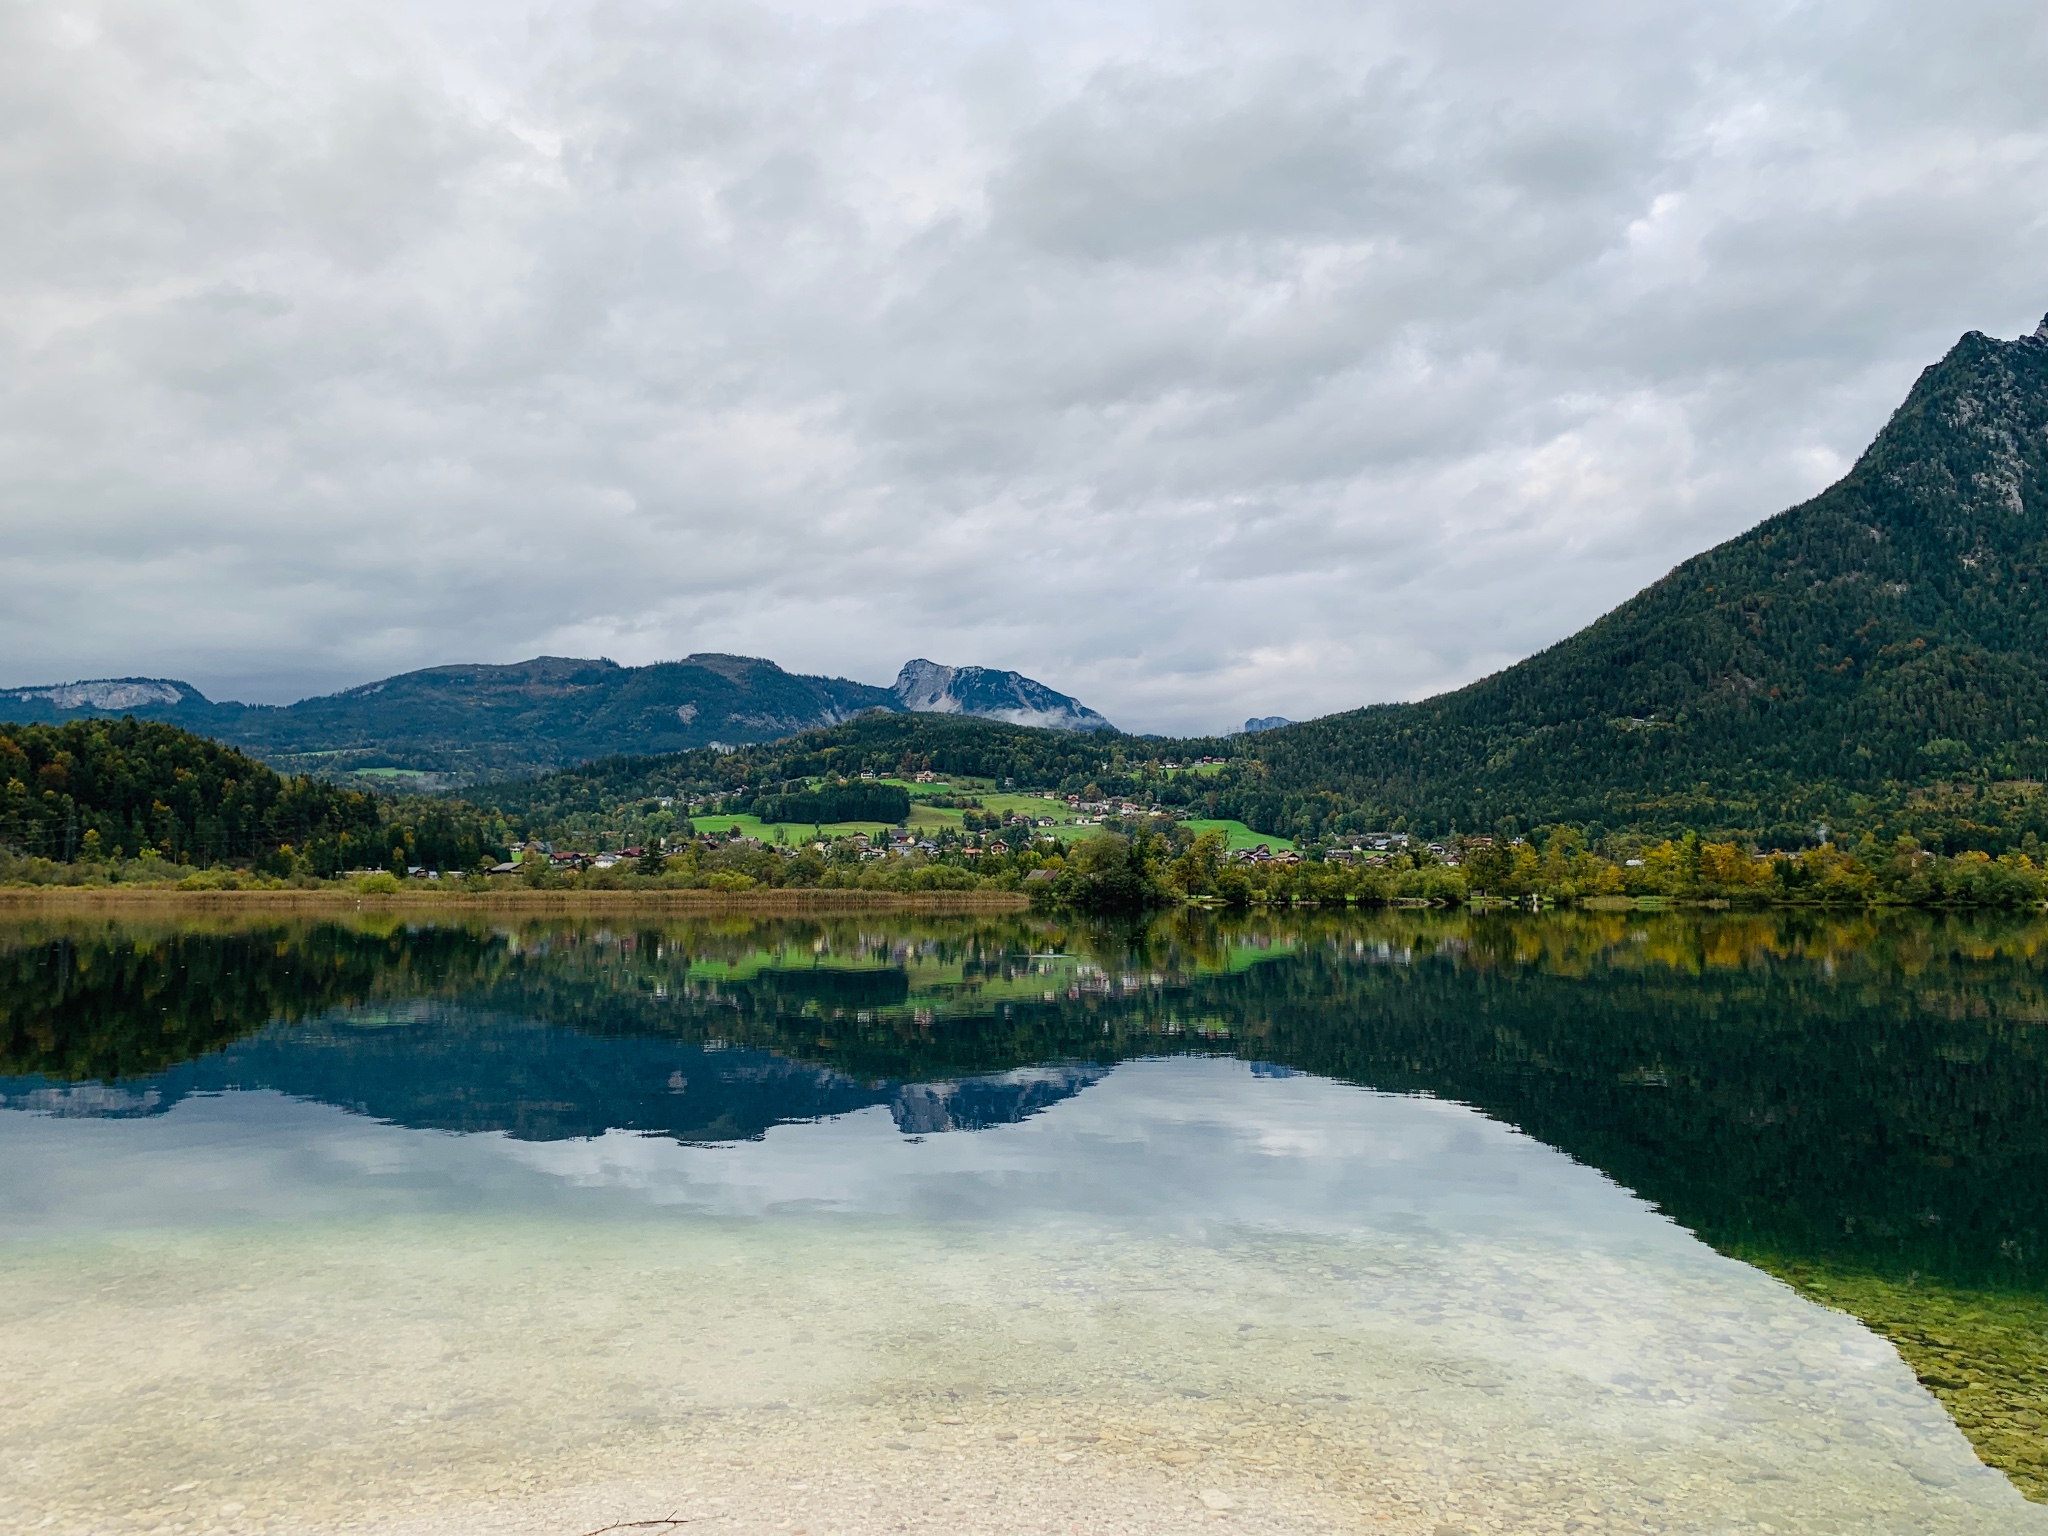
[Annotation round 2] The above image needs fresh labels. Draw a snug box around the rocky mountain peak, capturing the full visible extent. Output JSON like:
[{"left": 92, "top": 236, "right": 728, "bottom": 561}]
[{"left": 890, "top": 660, "right": 1113, "bottom": 732}]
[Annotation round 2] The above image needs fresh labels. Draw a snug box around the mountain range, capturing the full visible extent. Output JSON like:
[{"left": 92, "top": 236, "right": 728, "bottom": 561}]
[
  {"left": 1, "top": 655, "right": 1112, "bottom": 784},
  {"left": 14, "top": 312, "right": 2048, "bottom": 847},
  {"left": 582, "top": 311, "right": 2048, "bottom": 851}
]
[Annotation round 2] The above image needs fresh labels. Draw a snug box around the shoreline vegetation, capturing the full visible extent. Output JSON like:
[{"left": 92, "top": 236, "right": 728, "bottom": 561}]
[
  {"left": 4, "top": 822, "right": 2047, "bottom": 911},
  {"left": 6, "top": 714, "right": 2048, "bottom": 911}
]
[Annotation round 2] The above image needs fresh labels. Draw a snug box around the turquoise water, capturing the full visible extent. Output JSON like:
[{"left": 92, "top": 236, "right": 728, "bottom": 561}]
[{"left": 1, "top": 910, "right": 2044, "bottom": 1535}]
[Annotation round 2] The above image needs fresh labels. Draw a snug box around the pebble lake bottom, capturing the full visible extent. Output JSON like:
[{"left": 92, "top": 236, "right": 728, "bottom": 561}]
[{"left": 0, "top": 1059, "right": 2038, "bottom": 1536}]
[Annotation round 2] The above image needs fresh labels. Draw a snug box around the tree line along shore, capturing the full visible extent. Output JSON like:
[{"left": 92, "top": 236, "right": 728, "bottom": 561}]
[
  {"left": 6, "top": 716, "right": 2048, "bottom": 911},
  {"left": 4, "top": 819, "right": 2042, "bottom": 912}
]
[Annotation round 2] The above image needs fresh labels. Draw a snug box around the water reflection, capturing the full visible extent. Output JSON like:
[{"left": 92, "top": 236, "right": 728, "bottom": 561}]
[
  {"left": 6, "top": 909, "right": 2046, "bottom": 1292},
  {"left": 1, "top": 907, "right": 2046, "bottom": 1522},
  {"left": 5, "top": 999, "right": 1111, "bottom": 1142}
]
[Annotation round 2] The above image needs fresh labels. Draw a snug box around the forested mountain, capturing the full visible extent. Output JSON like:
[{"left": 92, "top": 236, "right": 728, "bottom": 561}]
[
  {"left": 1223, "top": 316, "right": 2048, "bottom": 841},
  {"left": 2, "top": 654, "right": 1112, "bottom": 782},
  {"left": 0, "top": 656, "right": 894, "bottom": 782}
]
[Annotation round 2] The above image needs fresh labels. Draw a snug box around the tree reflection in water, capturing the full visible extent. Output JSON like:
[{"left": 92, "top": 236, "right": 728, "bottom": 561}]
[{"left": 3, "top": 906, "right": 2045, "bottom": 1497}]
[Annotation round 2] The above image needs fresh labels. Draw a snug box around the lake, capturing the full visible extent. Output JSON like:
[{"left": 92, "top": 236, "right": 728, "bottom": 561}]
[{"left": 1, "top": 906, "right": 2045, "bottom": 1535}]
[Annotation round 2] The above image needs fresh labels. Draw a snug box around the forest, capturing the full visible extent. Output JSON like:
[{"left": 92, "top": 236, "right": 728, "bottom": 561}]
[{"left": 0, "top": 718, "right": 508, "bottom": 879}]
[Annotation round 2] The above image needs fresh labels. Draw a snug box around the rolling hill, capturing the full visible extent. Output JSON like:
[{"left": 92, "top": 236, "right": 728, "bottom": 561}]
[{"left": 0, "top": 716, "right": 500, "bottom": 872}]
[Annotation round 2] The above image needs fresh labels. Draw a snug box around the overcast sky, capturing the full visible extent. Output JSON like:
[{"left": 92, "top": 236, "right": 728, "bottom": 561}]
[{"left": 4, "top": 0, "right": 2046, "bottom": 733}]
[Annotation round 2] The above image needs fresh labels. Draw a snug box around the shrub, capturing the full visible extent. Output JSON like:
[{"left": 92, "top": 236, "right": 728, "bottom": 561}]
[{"left": 177, "top": 869, "right": 244, "bottom": 891}]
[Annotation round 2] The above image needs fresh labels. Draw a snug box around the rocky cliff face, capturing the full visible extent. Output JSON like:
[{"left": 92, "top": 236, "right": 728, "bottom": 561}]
[
  {"left": 891, "top": 659, "right": 1113, "bottom": 732},
  {"left": 3, "top": 679, "right": 189, "bottom": 712}
]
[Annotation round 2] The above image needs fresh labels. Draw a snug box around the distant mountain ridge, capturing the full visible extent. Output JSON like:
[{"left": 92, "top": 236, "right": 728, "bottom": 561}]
[{"left": 2, "top": 654, "right": 1112, "bottom": 784}]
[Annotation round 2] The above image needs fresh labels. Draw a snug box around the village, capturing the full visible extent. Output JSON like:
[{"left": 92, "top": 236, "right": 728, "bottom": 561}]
[{"left": 369, "top": 774, "right": 1465, "bottom": 880}]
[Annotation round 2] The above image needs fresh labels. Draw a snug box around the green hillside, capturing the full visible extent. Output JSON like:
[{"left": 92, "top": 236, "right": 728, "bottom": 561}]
[
  {"left": 1227, "top": 317, "right": 2048, "bottom": 843},
  {"left": 0, "top": 718, "right": 504, "bottom": 875},
  {"left": 476, "top": 713, "right": 1216, "bottom": 846}
]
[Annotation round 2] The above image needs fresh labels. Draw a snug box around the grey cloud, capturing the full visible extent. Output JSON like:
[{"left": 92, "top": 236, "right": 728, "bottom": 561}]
[
  {"left": 989, "top": 67, "right": 1423, "bottom": 258},
  {"left": 3, "top": 0, "right": 2047, "bottom": 729}
]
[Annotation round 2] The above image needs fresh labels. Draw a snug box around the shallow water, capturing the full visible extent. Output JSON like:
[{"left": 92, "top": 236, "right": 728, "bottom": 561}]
[{"left": 2, "top": 910, "right": 2045, "bottom": 1534}]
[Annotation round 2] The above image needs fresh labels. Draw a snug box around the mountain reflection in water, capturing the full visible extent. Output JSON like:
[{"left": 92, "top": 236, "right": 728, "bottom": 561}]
[
  {"left": 5, "top": 909, "right": 2045, "bottom": 1289},
  {"left": 3, "top": 1001, "right": 1110, "bottom": 1142},
  {"left": 3, "top": 906, "right": 2047, "bottom": 1499}
]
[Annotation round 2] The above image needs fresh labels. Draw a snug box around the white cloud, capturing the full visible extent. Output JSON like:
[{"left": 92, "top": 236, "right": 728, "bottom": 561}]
[{"left": 3, "top": 0, "right": 2046, "bottom": 731}]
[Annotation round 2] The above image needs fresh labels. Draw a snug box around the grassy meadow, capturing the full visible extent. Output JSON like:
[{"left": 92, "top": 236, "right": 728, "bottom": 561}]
[
  {"left": 688, "top": 778, "right": 1288, "bottom": 853},
  {"left": 1182, "top": 818, "right": 1296, "bottom": 852}
]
